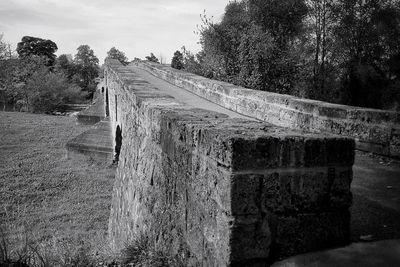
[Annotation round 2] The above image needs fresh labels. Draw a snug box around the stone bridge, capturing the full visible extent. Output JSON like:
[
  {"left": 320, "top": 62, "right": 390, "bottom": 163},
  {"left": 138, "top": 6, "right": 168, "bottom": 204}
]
[{"left": 96, "top": 59, "right": 399, "bottom": 266}]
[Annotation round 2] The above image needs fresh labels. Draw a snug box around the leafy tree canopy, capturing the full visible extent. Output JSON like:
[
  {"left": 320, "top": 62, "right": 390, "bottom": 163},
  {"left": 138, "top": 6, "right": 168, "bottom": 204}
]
[
  {"left": 145, "top": 53, "right": 159, "bottom": 63},
  {"left": 171, "top": 50, "right": 184, "bottom": 70},
  {"left": 190, "top": 0, "right": 400, "bottom": 109},
  {"left": 74, "top": 45, "right": 99, "bottom": 95},
  {"left": 248, "top": 0, "right": 308, "bottom": 43},
  {"left": 74, "top": 45, "right": 99, "bottom": 67},
  {"left": 55, "top": 54, "right": 75, "bottom": 79},
  {"left": 107, "top": 47, "right": 128, "bottom": 65},
  {"left": 0, "top": 34, "right": 8, "bottom": 60},
  {"left": 16, "top": 36, "right": 58, "bottom": 66}
]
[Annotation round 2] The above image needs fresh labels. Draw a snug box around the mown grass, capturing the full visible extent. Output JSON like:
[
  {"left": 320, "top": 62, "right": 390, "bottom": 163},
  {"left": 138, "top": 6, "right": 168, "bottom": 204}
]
[{"left": 0, "top": 111, "right": 116, "bottom": 265}]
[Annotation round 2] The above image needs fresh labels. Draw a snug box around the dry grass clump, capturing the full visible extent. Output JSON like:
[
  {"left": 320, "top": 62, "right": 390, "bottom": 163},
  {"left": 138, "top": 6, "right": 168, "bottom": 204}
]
[{"left": 120, "top": 231, "right": 185, "bottom": 267}]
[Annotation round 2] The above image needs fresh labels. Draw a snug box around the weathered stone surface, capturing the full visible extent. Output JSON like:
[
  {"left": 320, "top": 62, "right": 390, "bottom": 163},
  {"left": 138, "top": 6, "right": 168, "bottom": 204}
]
[
  {"left": 273, "top": 211, "right": 351, "bottom": 258},
  {"left": 77, "top": 92, "right": 105, "bottom": 125},
  {"left": 66, "top": 118, "right": 114, "bottom": 162},
  {"left": 104, "top": 59, "right": 354, "bottom": 266},
  {"left": 137, "top": 61, "right": 400, "bottom": 158}
]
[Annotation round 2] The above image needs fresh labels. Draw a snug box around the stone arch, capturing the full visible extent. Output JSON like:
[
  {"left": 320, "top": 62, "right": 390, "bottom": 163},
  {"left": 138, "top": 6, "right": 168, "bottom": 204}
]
[{"left": 113, "top": 125, "right": 122, "bottom": 163}]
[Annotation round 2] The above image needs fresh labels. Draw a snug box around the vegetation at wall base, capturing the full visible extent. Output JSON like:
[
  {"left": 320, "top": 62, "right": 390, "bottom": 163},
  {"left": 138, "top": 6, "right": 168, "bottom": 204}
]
[{"left": 120, "top": 232, "right": 185, "bottom": 267}]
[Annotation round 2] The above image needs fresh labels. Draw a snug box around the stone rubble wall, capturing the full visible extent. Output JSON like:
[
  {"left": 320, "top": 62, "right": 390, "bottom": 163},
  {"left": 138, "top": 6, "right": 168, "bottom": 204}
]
[
  {"left": 104, "top": 59, "right": 354, "bottom": 265},
  {"left": 137, "top": 62, "right": 400, "bottom": 158}
]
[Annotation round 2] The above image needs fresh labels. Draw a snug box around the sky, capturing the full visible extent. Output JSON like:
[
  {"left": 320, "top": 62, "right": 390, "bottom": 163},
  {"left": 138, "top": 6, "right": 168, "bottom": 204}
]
[{"left": 0, "top": 0, "right": 229, "bottom": 64}]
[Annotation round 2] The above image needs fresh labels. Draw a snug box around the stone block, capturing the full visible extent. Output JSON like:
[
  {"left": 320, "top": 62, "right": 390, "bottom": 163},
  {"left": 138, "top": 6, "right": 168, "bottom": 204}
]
[{"left": 231, "top": 167, "right": 352, "bottom": 216}]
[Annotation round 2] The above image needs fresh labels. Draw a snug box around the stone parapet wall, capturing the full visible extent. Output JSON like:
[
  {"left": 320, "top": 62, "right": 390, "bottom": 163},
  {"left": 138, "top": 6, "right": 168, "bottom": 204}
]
[
  {"left": 105, "top": 59, "right": 354, "bottom": 265},
  {"left": 137, "top": 62, "right": 400, "bottom": 158}
]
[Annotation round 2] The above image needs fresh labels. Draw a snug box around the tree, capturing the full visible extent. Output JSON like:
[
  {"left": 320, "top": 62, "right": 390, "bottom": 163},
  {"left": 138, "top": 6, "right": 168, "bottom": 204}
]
[
  {"left": 5, "top": 56, "right": 49, "bottom": 110},
  {"left": 55, "top": 54, "right": 75, "bottom": 79},
  {"left": 107, "top": 47, "right": 128, "bottom": 65},
  {"left": 75, "top": 45, "right": 99, "bottom": 67},
  {"left": 25, "top": 70, "right": 86, "bottom": 113},
  {"left": 171, "top": 50, "right": 184, "bottom": 70},
  {"left": 296, "top": 0, "right": 342, "bottom": 101},
  {"left": 237, "top": 24, "right": 275, "bottom": 90},
  {"left": 248, "top": 0, "right": 308, "bottom": 46},
  {"left": 183, "top": 0, "right": 400, "bottom": 109},
  {"left": 198, "top": 2, "right": 249, "bottom": 82},
  {"left": 334, "top": 0, "right": 400, "bottom": 108},
  {"left": 0, "top": 34, "right": 16, "bottom": 110},
  {"left": 16, "top": 36, "right": 57, "bottom": 66},
  {"left": 74, "top": 45, "right": 99, "bottom": 97},
  {"left": 0, "top": 34, "right": 14, "bottom": 60},
  {"left": 197, "top": 0, "right": 306, "bottom": 92},
  {"left": 0, "top": 34, "right": 6, "bottom": 59},
  {"left": 145, "top": 53, "right": 159, "bottom": 63}
]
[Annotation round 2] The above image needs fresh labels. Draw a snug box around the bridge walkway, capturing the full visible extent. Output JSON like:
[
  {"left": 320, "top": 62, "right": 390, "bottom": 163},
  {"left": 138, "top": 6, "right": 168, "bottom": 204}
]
[{"left": 129, "top": 65, "right": 258, "bottom": 121}]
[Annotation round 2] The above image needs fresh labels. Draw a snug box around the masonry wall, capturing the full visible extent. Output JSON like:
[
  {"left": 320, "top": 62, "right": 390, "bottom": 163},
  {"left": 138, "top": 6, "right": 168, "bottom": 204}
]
[
  {"left": 104, "top": 59, "right": 354, "bottom": 265},
  {"left": 137, "top": 62, "right": 400, "bottom": 158}
]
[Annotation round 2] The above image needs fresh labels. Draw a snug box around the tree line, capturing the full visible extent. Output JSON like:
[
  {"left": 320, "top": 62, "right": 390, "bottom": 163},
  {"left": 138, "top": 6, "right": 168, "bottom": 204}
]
[
  {"left": 0, "top": 35, "right": 102, "bottom": 113},
  {"left": 0, "top": 34, "right": 132, "bottom": 113},
  {"left": 171, "top": 0, "right": 400, "bottom": 110}
]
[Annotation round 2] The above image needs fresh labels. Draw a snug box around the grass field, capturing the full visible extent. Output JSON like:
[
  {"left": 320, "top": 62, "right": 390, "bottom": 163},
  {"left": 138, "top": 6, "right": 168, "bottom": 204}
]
[{"left": 0, "top": 111, "right": 116, "bottom": 265}]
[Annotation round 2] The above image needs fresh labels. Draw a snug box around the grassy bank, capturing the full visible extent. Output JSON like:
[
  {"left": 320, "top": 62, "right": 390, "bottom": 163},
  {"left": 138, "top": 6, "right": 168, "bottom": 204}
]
[{"left": 0, "top": 111, "right": 116, "bottom": 265}]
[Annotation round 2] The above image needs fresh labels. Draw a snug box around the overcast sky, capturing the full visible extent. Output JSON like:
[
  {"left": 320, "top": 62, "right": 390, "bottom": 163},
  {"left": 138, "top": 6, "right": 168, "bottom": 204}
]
[{"left": 0, "top": 0, "right": 229, "bottom": 63}]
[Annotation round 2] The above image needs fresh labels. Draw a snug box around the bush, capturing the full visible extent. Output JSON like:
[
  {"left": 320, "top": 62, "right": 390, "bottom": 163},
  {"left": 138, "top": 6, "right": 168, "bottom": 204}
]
[
  {"left": 171, "top": 51, "right": 183, "bottom": 70},
  {"left": 25, "top": 70, "right": 87, "bottom": 113}
]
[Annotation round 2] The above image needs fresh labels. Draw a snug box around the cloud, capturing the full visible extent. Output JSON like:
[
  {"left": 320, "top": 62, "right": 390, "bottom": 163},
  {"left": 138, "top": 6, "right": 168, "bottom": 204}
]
[{"left": 0, "top": 0, "right": 229, "bottom": 63}]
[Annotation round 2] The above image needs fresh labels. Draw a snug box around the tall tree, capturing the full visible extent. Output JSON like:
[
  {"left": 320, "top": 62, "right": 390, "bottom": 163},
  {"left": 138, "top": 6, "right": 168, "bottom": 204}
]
[
  {"left": 248, "top": 0, "right": 308, "bottom": 46},
  {"left": 335, "top": 0, "right": 400, "bottom": 108},
  {"left": 303, "top": 0, "right": 341, "bottom": 99},
  {"left": 0, "top": 34, "right": 15, "bottom": 110},
  {"left": 199, "top": 1, "right": 249, "bottom": 82},
  {"left": 55, "top": 54, "right": 75, "bottom": 79},
  {"left": 171, "top": 50, "right": 184, "bottom": 70},
  {"left": 16, "top": 36, "right": 57, "bottom": 66},
  {"left": 145, "top": 53, "right": 159, "bottom": 63},
  {"left": 107, "top": 47, "right": 128, "bottom": 65},
  {"left": 74, "top": 45, "right": 99, "bottom": 96},
  {"left": 198, "top": 0, "right": 307, "bottom": 92},
  {"left": 0, "top": 34, "right": 14, "bottom": 60}
]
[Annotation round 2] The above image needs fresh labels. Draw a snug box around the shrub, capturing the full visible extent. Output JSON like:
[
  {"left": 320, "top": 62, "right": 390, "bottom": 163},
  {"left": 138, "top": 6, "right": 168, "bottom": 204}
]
[
  {"left": 171, "top": 51, "right": 183, "bottom": 70},
  {"left": 25, "top": 70, "right": 87, "bottom": 113}
]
